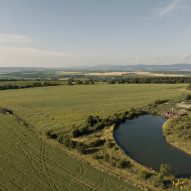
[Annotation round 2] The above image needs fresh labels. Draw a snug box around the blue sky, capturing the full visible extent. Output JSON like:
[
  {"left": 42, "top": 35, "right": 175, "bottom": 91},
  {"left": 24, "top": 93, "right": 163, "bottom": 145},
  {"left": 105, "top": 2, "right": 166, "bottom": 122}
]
[{"left": 0, "top": 0, "right": 191, "bottom": 67}]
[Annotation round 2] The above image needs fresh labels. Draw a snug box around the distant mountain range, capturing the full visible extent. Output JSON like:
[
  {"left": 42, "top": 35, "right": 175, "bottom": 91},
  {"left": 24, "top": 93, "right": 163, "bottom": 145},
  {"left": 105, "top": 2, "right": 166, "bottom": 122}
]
[
  {"left": 1, "top": 64, "right": 191, "bottom": 73},
  {"left": 64, "top": 64, "right": 191, "bottom": 72}
]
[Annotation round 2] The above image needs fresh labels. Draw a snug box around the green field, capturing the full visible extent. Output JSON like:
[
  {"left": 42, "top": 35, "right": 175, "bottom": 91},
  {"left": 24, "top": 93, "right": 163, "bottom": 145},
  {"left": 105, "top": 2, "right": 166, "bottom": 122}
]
[
  {"left": 0, "top": 84, "right": 188, "bottom": 191},
  {"left": 0, "top": 84, "right": 186, "bottom": 133},
  {"left": 0, "top": 113, "right": 139, "bottom": 191}
]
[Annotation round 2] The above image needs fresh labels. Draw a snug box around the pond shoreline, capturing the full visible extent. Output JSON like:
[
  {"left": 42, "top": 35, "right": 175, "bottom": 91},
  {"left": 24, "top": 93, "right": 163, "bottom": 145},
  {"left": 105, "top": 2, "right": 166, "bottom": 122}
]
[{"left": 113, "top": 114, "right": 191, "bottom": 178}]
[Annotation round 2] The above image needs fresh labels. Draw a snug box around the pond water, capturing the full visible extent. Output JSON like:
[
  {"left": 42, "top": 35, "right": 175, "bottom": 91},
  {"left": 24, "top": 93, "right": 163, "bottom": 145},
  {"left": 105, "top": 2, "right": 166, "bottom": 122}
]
[{"left": 114, "top": 115, "right": 191, "bottom": 177}]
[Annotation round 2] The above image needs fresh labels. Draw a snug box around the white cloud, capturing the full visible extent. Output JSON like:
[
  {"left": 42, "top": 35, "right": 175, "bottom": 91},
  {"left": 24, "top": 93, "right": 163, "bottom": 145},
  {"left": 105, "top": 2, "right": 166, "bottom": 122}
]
[
  {"left": 0, "top": 45, "right": 191, "bottom": 67},
  {"left": 157, "top": 0, "right": 182, "bottom": 18},
  {"left": 0, "top": 33, "right": 31, "bottom": 44},
  {"left": 0, "top": 46, "right": 89, "bottom": 67}
]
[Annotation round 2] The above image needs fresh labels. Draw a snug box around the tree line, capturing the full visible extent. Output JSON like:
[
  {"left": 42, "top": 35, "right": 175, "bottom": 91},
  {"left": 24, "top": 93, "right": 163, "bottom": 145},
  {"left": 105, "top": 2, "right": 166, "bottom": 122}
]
[
  {"left": 0, "top": 82, "right": 58, "bottom": 90},
  {"left": 107, "top": 77, "right": 191, "bottom": 84}
]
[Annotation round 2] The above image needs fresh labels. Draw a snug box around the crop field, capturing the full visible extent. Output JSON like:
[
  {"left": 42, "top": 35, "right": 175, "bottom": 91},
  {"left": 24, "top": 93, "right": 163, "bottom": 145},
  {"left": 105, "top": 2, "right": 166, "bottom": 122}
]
[
  {"left": 0, "top": 84, "right": 186, "bottom": 133},
  {"left": 0, "top": 84, "right": 188, "bottom": 191},
  {"left": 0, "top": 113, "right": 139, "bottom": 191}
]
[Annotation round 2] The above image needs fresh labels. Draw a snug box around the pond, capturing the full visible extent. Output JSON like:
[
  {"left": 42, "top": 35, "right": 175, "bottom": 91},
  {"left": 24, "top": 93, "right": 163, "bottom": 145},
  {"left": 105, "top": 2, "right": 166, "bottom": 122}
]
[{"left": 114, "top": 115, "right": 191, "bottom": 177}]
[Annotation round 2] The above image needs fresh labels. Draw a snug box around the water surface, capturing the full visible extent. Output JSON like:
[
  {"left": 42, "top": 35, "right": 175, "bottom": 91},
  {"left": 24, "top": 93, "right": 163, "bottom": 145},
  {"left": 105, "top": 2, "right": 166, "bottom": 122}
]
[{"left": 114, "top": 115, "right": 191, "bottom": 177}]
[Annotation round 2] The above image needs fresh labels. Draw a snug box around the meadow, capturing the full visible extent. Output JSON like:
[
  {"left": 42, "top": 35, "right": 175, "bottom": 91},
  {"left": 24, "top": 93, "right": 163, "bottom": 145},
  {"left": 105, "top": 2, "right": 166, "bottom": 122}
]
[{"left": 0, "top": 84, "right": 188, "bottom": 191}]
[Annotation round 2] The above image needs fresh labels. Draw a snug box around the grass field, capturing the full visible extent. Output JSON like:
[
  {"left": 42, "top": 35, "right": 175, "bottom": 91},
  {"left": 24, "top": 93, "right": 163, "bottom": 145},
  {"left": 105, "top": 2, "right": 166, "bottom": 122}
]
[{"left": 0, "top": 84, "right": 188, "bottom": 191}]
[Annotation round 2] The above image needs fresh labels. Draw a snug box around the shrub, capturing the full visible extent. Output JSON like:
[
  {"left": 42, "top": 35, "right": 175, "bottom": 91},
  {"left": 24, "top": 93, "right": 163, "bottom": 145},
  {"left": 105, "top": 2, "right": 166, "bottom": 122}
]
[
  {"left": 94, "top": 122, "right": 105, "bottom": 130},
  {"left": 187, "top": 83, "right": 191, "bottom": 90},
  {"left": 107, "top": 142, "right": 115, "bottom": 148},
  {"left": 75, "top": 80, "right": 83, "bottom": 85},
  {"left": 139, "top": 170, "right": 153, "bottom": 180},
  {"left": 76, "top": 143, "right": 88, "bottom": 154},
  {"left": 128, "top": 108, "right": 137, "bottom": 119},
  {"left": 72, "top": 129, "right": 81, "bottom": 138},
  {"left": 60, "top": 135, "right": 71, "bottom": 146},
  {"left": 110, "top": 160, "right": 117, "bottom": 167},
  {"left": 87, "top": 115, "right": 99, "bottom": 127},
  {"left": 68, "top": 140, "right": 77, "bottom": 149},
  {"left": 80, "top": 126, "right": 89, "bottom": 135},
  {"left": 103, "top": 154, "right": 110, "bottom": 162},
  {"left": 89, "top": 139, "right": 105, "bottom": 147},
  {"left": 160, "top": 164, "right": 174, "bottom": 177},
  {"left": 154, "top": 99, "right": 168, "bottom": 105},
  {"left": 58, "top": 134, "right": 64, "bottom": 144},
  {"left": 46, "top": 130, "right": 58, "bottom": 139},
  {"left": 92, "top": 154, "right": 101, "bottom": 160},
  {"left": 116, "top": 159, "right": 131, "bottom": 168},
  {"left": 185, "top": 94, "right": 191, "bottom": 101},
  {"left": 153, "top": 174, "right": 164, "bottom": 187},
  {"left": 72, "top": 125, "right": 89, "bottom": 137}
]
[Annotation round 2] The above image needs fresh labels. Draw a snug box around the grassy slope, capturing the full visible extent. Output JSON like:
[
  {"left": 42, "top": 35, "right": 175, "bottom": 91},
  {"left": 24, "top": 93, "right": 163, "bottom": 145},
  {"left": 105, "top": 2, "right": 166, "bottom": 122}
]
[
  {"left": 0, "top": 84, "right": 186, "bottom": 133},
  {"left": 163, "top": 115, "right": 191, "bottom": 155},
  {"left": 0, "top": 113, "right": 139, "bottom": 191}
]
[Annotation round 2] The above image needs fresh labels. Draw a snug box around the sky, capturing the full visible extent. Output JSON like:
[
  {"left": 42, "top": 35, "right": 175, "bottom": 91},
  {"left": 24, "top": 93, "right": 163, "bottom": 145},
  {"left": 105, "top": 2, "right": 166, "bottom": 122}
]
[{"left": 0, "top": 0, "right": 191, "bottom": 67}]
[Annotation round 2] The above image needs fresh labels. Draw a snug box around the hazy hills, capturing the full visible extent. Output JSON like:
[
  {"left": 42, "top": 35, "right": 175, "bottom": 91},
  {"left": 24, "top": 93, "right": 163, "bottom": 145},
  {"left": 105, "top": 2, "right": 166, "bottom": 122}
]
[{"left": 0, "top": 64, "right": 191, "bottom": 73}]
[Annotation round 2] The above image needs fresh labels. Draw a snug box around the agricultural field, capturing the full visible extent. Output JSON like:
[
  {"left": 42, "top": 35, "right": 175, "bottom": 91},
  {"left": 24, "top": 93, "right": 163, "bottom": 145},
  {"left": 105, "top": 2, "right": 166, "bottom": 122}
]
[
  {"left": 0, "top": 112, "right": 139, "bottom": 191},
  {"left": 0, "top": 83, "right": 189, "bottom": 191},
  {"left": 0, "top": 84, "right": 187, "bottom": 133}
]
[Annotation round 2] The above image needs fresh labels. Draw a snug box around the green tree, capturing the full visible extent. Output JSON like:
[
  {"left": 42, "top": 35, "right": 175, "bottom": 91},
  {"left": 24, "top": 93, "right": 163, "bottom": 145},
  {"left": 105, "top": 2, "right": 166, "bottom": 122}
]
[{"left": 160, "top": 164, "right": 174, "bottom": 177}]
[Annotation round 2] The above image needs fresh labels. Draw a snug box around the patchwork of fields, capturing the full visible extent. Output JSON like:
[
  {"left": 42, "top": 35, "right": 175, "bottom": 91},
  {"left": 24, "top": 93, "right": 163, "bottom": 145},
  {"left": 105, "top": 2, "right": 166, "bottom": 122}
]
[{"left": 0, "top": 84, "right": 187, "bottom": 191}]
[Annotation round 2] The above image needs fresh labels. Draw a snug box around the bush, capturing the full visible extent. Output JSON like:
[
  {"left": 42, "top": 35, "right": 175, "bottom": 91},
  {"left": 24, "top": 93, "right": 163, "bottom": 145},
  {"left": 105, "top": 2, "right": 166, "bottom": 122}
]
[
  {"left": 72, "top": 125, "right": 89, "bottom": 137},
  {"left": 89, "top": 139, "right": 105, "bottom": 147},
  {"left": 128, "top": 108, "right": 138, "bottom": 119},
  {"left": 160, "top": 164, "right": 174, "bottom": 177},
  {"left": 154, "top": 99, "right": 168, "bottom": 105},
  {"left": 87, "top": 115, "right": 99, "bottom": 127},
  {"left": 94, "top": 122, "right": 105, "bottom": 130},
  {"left": 80, "top": 126, "right": 89, "bottom": 135},
  {"left": 116, "top": 159, "right": 131, "bottom": 168},
  {"left": 185, "top": 94, "right": 191, "bottom": 101},
  {"left": 103, "top": 154, "right": 110, "bottom": 162},
  {"left": 187, "top": 83, "right": 191, "bottom": 90},
  {"left": 107, "top": 142, "right": 115, "bottom": 148},
  {"left": 76, "top": 143, "right": 88, "bottom": 154},
  {"left": 46, "top": 130, "right": 58, "bottom": 139},
  {"left": 110, "top": 160, "right": 117, "bottom": 167},
  {"left": 153, "top": 174, "right": 164, "bottom": 187},
  {"left": 139, "top": 170, "right": 153, "bottom": 180},
  {"left": 92, "top": 154, "right": 102, "bottom": 160},
  {"left": 59, "top": 135, "right": 71, "bottom": 146},
  {"left": 68, "top": 140, "right": 77, "bottom": 149},
  {"left": 72, "top": 129, "right": 81, "bottom": 138}
]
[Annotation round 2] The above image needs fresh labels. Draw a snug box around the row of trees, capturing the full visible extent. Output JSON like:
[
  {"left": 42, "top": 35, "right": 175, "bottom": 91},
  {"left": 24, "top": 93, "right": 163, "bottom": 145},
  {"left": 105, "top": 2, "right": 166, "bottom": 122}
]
[
  {"left": 107, "top": 77, "right": 191, "bottom": 84},
  {"left": 71, "top": 109, "right": 147, "bottom": 139},
  {"left": 0, "top": 82, "right": 58, "bottom": 90}
]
